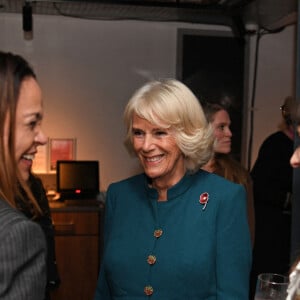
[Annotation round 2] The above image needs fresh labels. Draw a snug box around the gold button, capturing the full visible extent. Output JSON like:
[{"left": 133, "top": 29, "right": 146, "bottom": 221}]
[
  {"left": 144, "top": 285, "right": 154, "bottom": 296},
  {"left": 154, "top": 229, "right": 163, "bottom": 238},
  {"left": 147, "top": 255, "right": 156, "bottom": 265}
]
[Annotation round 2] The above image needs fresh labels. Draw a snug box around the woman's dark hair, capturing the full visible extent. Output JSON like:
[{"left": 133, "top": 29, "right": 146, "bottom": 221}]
[
  {"left": 202, "top": 102, "right": 226, "bottom": 123},
  {"left": 0, "top": 51, "right": 41, "bottom": 217},
  {"left": 202, "top": 101, "right": 250, "bottom": 186}
]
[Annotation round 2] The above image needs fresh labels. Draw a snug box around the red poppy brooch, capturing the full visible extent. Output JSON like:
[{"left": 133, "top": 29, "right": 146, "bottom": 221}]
[{"left": 199, "top": 192, "right": 209, "bottom": 210}]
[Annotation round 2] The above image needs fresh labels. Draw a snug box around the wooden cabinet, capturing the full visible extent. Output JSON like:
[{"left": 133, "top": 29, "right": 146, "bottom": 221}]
[{"left": 50, "top": 204, "right": 103, "bottom": 300}]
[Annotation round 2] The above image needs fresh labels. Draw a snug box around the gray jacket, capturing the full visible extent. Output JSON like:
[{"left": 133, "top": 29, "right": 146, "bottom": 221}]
[{"left": 0, "top": 199, "right": 47, "bottom": 300}]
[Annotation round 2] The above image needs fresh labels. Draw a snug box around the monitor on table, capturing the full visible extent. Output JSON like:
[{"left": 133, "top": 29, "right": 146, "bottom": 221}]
[{"left": 56, "top": 160, "right": 99, "bottom": 200}]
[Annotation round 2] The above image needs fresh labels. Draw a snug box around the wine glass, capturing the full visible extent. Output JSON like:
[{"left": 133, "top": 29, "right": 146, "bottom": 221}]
[{"left": 254, "top": 273, "right": 289, "bottom": 300}]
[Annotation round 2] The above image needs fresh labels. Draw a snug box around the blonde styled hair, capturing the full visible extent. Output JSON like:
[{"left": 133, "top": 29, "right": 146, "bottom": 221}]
[{"left": 124, "top": 79, "right": 214, "bottom": 171}]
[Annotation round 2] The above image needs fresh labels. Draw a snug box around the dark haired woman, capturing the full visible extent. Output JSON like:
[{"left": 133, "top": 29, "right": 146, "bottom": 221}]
[
  {"left": 0, "top": 51, "right": 47, "bottom": 299},
  {"left": 202, "top": 102, "right": 255, "bottom": 246},
  {"left": 250, "top": 96, "right": 295, "bottom": 298}
]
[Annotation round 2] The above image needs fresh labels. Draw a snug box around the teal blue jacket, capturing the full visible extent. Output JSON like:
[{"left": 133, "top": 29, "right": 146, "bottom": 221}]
[{"left": 94, "top": 170, "right": 252, "bottom": 299}]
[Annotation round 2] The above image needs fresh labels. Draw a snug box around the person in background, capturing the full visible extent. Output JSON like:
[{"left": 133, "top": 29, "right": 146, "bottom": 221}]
[
  {"left": 287, "top": 103, "right": 300, "bottom": 300},
  {"left": 290, "top": 147, "right": 300, "bottom": 168},
  {"left": 0, "top": 51, "right": 47, "bottom": 299},
  {"left": 94, "top": 79, "right": 252, "bottom": 299},
  {"left": 202, "top": 102, "right": 255, "bottom": 246},
  {"left": 250, "top": 96, "right": 295, "bottom": 298},
  {"left": 290, "top": 103, "right": 300, "bottom": 168}
]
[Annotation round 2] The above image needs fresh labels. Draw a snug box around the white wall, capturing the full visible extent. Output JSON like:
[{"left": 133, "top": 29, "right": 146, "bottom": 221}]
[
  {"left": 249, "top": 25, "right": 296, "bottom": 167},
  {"left": 0, "top": 13, "right": 296, "bottom": 190}
]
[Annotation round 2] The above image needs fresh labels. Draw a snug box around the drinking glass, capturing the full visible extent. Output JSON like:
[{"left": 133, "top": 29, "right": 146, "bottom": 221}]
[{"left": 254, "top": 273, "right": 289, "bottom": 300}]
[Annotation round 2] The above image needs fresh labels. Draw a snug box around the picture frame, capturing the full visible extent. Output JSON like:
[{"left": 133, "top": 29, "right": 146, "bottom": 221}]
[{"left": 49, "top": 138, "right": 76, "bottom": 171}]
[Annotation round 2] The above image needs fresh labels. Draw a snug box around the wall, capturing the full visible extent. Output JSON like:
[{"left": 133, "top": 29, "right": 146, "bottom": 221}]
[
  {"left": 247, "top": 25, "right": 296, "bottom": 168},
  {"left": 0, "top": 12, "right": 296, "bottom": 190}
]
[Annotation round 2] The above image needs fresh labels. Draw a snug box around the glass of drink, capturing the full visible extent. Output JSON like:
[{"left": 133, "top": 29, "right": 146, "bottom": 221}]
[{"left": 255, "top": 273, "right": 289, "bottom": 300}]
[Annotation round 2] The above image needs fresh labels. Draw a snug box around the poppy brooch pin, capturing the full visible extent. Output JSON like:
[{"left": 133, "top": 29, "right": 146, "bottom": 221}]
[{"left": 199, "top": 192, "right": 209, "bottom": 210}]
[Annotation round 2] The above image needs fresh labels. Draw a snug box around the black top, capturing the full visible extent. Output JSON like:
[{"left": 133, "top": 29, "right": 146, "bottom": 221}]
[
  {"left": 251, "top": 131, "right": 294, "bottom": 209},
  {"left": 16, "top": 174, "right": 61, "bottom": 300}
]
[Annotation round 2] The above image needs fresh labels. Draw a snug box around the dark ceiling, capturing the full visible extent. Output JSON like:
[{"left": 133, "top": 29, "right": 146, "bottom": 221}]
[{"left": 0, "top": 0, "right": 297, "bottom": 37}]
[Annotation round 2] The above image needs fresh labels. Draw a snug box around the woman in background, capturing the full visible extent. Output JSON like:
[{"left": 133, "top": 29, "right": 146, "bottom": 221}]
[
  {"left": 250, "top": 96, "right": 295, "bottom": 298},
  {"left": 94, "top": 79, "right": 252, "bottom": 299},
  {"left": 202, "top": 102, "right": 255, "bottom": 246},
  {"left": 0, "top": 51, "right": 47, "bottom": 299},
  {"left": 290, "top": 103, "right": 300, "bottom": 168},
  {"left": 287, "top": 103, "right": 300, "bottom": 300}
]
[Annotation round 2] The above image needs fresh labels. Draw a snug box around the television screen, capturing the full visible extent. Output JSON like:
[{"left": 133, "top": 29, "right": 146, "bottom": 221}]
[{"left": 56, "top": 160, "right": 99, "bottom": 199}]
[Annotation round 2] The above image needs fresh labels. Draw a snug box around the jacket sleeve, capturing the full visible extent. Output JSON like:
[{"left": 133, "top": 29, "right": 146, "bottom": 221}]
[
  {"left": 0, "top": 219, "right": 47, "bottom": 300},
  {"left": 94, "top": 263, "right": 112, "bottom": 300},
  {"left": 216, "top": 184, "right": 252, "bottom": 299},
  {"left": 93, "top": 186, "right": 114, "bottom": 300}
]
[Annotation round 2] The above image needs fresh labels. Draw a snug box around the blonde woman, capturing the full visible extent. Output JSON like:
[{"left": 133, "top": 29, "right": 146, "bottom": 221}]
[{"left": 94, "top": 79, "right": 252, "bottom": 299}]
